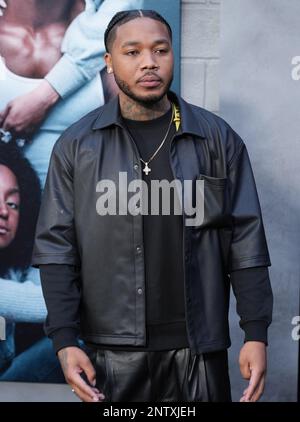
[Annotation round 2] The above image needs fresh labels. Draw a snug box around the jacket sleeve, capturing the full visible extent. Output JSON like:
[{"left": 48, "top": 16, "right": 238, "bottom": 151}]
[
  {"left": 45, "top": 0, "right": 143, "bottom": 99},
  {"left": 228, "top": 140, "right": 273, "bottom": 342},
  {"left": 228, "top": 141, "right": 271, "bottom": 271},
  {"left": 31, "top": 136, "right": 80, "bottom": 267},
  {"left": 230, "top": 267, "right": 273, "bottom": 345},
  {"left": 40, "top": 264, "right": 81, "bottom": 354}
]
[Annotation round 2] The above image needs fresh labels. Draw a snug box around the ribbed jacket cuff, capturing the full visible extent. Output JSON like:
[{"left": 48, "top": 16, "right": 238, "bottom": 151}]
[
  {"left": 50, "top": 328, "right": 80, "bottom": 354},
  {"left": 242, "top": 321, "right": 269, "bottom": 346}
]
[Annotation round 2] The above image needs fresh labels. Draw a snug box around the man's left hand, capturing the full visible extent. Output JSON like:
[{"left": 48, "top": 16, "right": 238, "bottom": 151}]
[{"left": 239, "top": 341, "right": 267, "bottom": 402}]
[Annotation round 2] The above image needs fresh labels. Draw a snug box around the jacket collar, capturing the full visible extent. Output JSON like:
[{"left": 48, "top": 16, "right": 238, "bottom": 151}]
[{"left": 92, "top": 91, "right": 207, "bottom": 139}]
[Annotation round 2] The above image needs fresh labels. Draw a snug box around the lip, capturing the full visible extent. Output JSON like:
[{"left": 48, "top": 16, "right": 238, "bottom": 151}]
[
  {"left": 137, "top": 75, "right": 162, "bottom": 88},
  {"left": 0, "top": 226, "right": 9, "bottom": 234},
  {"left": 137, "top": 79, "right": 161, "bottom": 88}
]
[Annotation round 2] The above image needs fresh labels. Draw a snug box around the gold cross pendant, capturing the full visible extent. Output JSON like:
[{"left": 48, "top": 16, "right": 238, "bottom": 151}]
[{"left": 143, "top": 162, "right": 151, "bottom": 175}]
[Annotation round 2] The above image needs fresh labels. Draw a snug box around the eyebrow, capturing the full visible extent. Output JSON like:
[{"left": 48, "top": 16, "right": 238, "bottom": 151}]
[
  {"left": 121, "top": 39, "right": 170, "bottom": 48},
  {"left": 7, "top": 188, "right": 20, "bottom": 196}
]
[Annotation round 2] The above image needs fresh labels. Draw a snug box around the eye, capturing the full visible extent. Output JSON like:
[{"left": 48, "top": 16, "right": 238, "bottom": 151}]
[
  {"left": 126, "top": 50, "right": 139, "bottom": 56},
  {"left": 154, "top": 48, "right": 168, "bottom": 54},
  {"left": 7, "top": 201, "right": 19, "bottom": 211}
]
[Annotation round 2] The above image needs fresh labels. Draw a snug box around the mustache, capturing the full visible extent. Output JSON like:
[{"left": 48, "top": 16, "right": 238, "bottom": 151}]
[{"left": 137, "top": 72, "right": 163, "bottom": 83}]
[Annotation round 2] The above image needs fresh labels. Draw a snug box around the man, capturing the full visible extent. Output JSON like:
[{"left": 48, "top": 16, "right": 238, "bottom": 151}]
[{"left": 32, "top": 10, "right": 273, "bottom": 402}]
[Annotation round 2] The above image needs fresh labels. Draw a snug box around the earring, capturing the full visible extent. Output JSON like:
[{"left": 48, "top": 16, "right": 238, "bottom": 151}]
[{"left": 107, "top": 68, "right": 113, "bottom": 74}]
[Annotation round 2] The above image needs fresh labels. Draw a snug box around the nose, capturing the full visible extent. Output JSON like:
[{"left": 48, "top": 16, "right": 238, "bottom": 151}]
[
  {"left": 140, "top": 51, "right": 159, "bottom": 70},
  {"left": 0, "top": 201, "right": 9, "bottom": 219}
]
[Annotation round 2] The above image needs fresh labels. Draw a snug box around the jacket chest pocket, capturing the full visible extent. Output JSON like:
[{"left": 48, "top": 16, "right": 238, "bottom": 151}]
[{"left": 188, "top": 174, "right": 231, "bottom": 229}]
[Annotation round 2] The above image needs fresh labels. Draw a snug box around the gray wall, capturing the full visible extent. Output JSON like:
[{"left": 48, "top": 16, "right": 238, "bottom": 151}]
[
  {"left": 181, "top": 0, "right": 220, "bottom": 113},
  {"left": 181, "top": 0, "right": 299, "bottom": 402},
  {"left": 219, "top": 0, "right": 299, "bottom": 402}
]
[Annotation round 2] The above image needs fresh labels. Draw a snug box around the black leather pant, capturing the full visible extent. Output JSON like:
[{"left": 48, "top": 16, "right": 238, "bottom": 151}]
[{"left": 85, "top": 346, "right": 232, "bottom": 402}]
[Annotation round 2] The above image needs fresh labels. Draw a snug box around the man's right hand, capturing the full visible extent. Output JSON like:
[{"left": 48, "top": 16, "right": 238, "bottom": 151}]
[{"left": 57, "top": 346, "right": 105, "bottom": 402}]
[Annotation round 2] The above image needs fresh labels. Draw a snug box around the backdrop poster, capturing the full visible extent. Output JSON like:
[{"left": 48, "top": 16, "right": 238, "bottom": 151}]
[{"left": 0, "top": 0, "right": 181, "bottom": 383}]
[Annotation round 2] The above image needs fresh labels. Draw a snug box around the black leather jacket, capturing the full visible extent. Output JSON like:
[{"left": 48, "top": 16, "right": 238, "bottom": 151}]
[{"left": 32, "top": 92, "right": 272, "bottom": 354}]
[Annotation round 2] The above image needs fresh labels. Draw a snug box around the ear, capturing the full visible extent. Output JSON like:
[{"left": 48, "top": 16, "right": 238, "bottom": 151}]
[{"left": 104, "top": 53, "right": 113, "bottom": 74}]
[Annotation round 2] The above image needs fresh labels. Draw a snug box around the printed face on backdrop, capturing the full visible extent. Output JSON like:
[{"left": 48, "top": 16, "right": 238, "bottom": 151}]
[
  {"left": 0, "top": 164, "right": 20, "bottom": 249},
  {"left": 105, "top": 17, "right": 174, "bottom": 105}
]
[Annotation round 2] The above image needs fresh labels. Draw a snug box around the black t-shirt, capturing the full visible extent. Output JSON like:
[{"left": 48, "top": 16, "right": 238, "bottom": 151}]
[{"left": 119, "top": 106, "right": 189, "bottom": 350}]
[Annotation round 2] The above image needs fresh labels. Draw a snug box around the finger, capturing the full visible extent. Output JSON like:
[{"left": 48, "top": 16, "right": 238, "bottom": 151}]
[
  {"left": 3, "top": 117, "right": 19, "bottom": 133},
  {"left": 244, "top": 369, "right": 263, "bottom": 401},
  {"left": 1, "top": 108, "right": 11, "bottom": 131},
  {"left": 250, "top": 374, "right": 265, "bottom": 402},
  {"left": 0, "top": 106, "right": 9, "bottom": 127},
  {"left": 81, "top": 358, "right": 97, "bottom": 387},
  {"left": 240, "top": 377, "right": 264, "bottom": 403},
  {"left": 75, "top": 387, "right": 105, "bottom": 403},
  {"left": 239, "top": 361, "right": 251, "bottom": 380},
  {"left": 239, "top": 388, "right": 248, "bottom": 401},
  {"left": 70, "top": 372, "right": 103, "bottom": 401},
  {"left": 92, "top": 387, "right": 105, "bottom": 401},
  {"left": 71, "top": 386, "right": 102, "bottom": 403},
  {"left": 3, "top": 118, "right": 12, "bottom": 131}
]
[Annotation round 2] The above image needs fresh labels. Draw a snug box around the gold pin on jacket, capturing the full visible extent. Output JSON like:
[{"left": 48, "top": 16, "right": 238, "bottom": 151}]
[{"left": 173, "top": 103, "right": 181, "bottom": 131}]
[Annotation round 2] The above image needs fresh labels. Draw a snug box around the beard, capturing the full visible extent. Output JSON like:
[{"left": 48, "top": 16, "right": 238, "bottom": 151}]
[{"left": 114, "top": 73, "right": 174, "bottom": 106}]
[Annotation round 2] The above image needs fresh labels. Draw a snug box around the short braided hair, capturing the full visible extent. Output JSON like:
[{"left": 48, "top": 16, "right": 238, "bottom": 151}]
[{"left": 104, "top": 9, "right": 173, "bottom": 53}]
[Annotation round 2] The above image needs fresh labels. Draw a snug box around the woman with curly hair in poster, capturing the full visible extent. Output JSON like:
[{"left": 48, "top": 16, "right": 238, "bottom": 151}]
[{"left": 0, "top": 141, "right": 64, "bottom": 382}]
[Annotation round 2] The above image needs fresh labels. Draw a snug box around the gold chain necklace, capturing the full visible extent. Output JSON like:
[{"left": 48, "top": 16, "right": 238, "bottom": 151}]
[{"left": 139, "top": 103, "right": 175, "bottom": 176}]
